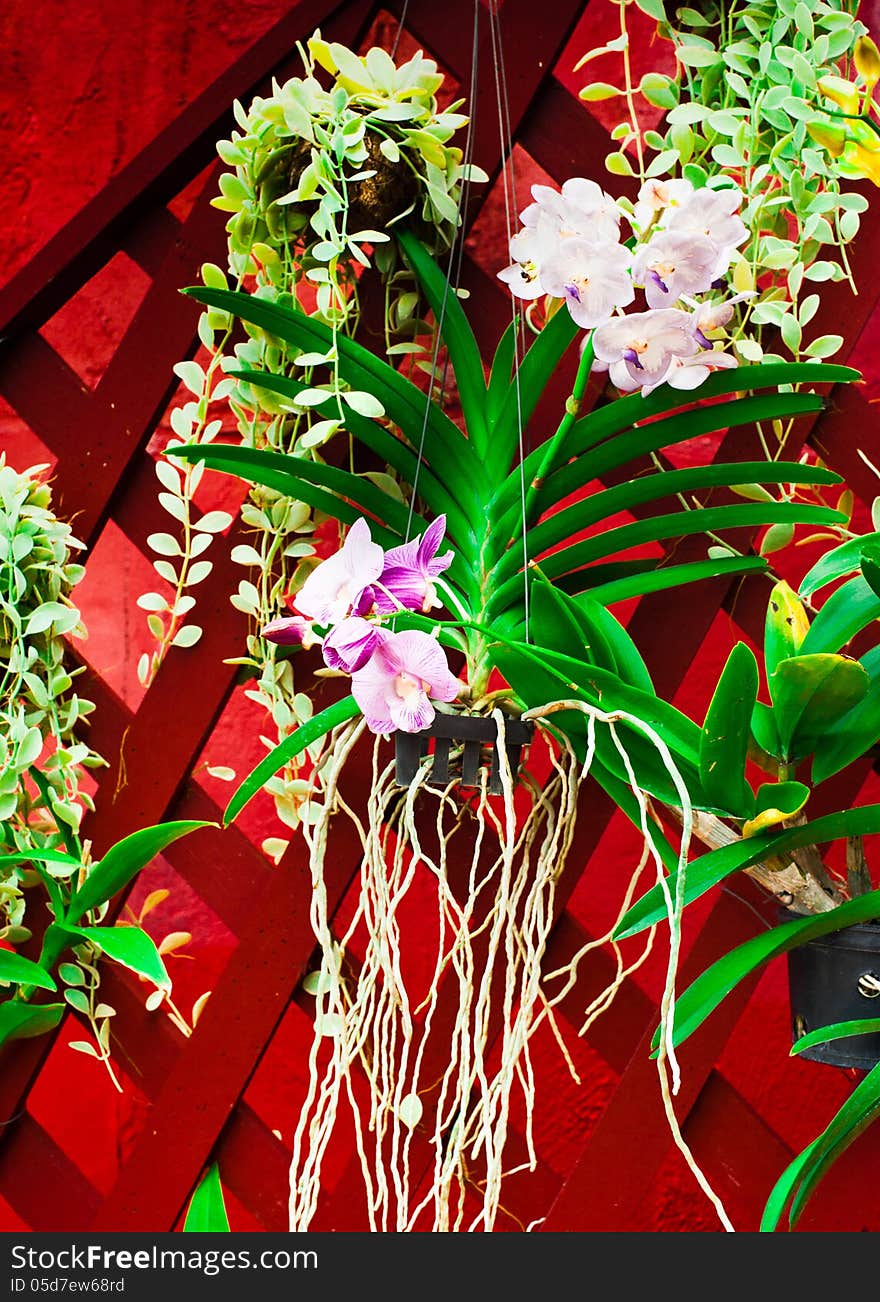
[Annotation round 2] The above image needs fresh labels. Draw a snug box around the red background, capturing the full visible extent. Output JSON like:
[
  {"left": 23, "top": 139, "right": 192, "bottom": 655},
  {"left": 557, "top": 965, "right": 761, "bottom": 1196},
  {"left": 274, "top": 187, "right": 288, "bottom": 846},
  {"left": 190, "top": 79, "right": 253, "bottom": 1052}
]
[{"left": 4, "top": 0, "right": 880, "bottom": 1232}]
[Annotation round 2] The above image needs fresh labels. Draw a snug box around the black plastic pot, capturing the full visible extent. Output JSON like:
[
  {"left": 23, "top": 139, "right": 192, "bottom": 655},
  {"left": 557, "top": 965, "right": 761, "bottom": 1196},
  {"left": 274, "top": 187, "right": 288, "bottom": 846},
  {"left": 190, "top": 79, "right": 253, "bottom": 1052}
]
[
  {"left": 394, "top": 712, "right": 533, "bottom": 794},
  {"left": 787, "top": 919, "right": 880, "bottom": 1069}
]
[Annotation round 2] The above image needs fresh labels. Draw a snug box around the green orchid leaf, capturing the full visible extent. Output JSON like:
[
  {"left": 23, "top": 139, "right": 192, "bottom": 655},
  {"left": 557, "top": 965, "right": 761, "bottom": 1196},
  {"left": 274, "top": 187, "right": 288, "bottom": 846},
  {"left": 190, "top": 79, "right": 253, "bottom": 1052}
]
[
  {"left": 60, "top": 924, "right": 170, "bottom": 990},
  {"left": 225, "top": 366, "right": 473, "bottom": 538},
  {"left": 225, "top": 695, "right": 362, "bottom": 825},
  {"left": 486, "top": 318, "right": 517, "bottom": 426},
  {"left": 769, "top": 653, "right": 869, "bottom": 758},
  {"left": 494, "top": 362, "right": 855, "bottom": 519},
  {"left": 741, "top": 781, "right": 810, "bottom": 837},
  {"left": 487, "top": 502, "right": 844, "bottom": 617},
  {"left": 801, "top": 575, "right": 880, "bottom": 655},
  {"left": 787, "top": 1059, "right": 880, "bottom": 1229},
  {"left": 791, "top": 1017, "right": 880, "bottom": 1057},
  {"left": 615, "top": 804, "right": 880, "bottom": 939},
  {"left": 588, "top": 755, "right": 680, "bottom": 873},
  {"left": 396, "top": 228, "right": 488, "bottom": 454},
  {"left": 654, "top": 890, "right": 880, "bottom": 1052},
  {"left": 491, "top": 642, "right": 703, "bottom": 807},
  {"left": 184, "top": 1163, "right": 230, "bottom": 1232},
  {"left": 491, "top": 305, "right": 579, "bottom": 472},
  {"left": 583, "top": 555, "right": 769, "bottom": 605},
  {"left": 537, "top": 392, "right": 828, "bottom": 517},
  {"left": 182, "top": 286, "right": 481, "bottom": 491},
  {"left": 699, "top": 643, "right": 759, "bottom": 817},
  {"left": 760, "top": 1139, "right": 822, "bottom": 1233},
  {"left": 861, "top": 542, "right": 880, "bottom": 601},
  {"left": 751, "top": 699, "right": 781, "bottom": 762},
  {"left": 529, "top": 577, "right": 594, "bottom": 663},
  {"left": 498, "top": 461, "right": 838, "bottom": 586},
  {"left": 527, "top": 578, "right": 653, "bottom": 691},
  {"left": 800, "top": 532, "right": 880, "bottom": 597},
  {"left": 811, "top": 666, "right": 880, "bottom": 784},
  {"left": 573, "top": 595, "right": 654, "bottom": 692},
  {"left": 170, "top": 442, "right": 417, "bottom": 540},
  {"left": 0, "top": 950, "right": 56, "bottom": 992},
  {"left": 68, "top": 822, "right": 212, "bottom": 925},
  {"left": 765, "top": 580, "right": 810, "bottom": 677},
  {"left": 0, "top": 1001, "right": 64, "bottom": 1049}
]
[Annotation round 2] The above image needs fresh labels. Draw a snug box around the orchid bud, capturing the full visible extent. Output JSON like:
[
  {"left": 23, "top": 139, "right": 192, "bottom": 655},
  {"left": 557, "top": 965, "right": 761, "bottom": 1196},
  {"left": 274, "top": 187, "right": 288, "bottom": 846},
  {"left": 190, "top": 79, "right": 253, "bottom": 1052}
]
[
  {"left": 806, "top": 119, "right": 847, "bottom": 158},
  {"left": 855, "top": 35, "right": 880, "bottom": 86},
  {"left": 817, "top": 75, "right": 860, "bottom": 115}
]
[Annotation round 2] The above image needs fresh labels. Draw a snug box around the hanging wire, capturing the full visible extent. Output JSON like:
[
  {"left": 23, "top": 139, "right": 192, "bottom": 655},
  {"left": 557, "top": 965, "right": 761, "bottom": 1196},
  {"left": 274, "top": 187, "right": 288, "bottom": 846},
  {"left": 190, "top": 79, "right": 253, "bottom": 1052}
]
[
  {"left": 403, "top": 0, "right": 481, "bottom": 545},
  {"left": 390, "top": 0, "right": 411, "bottom": 60},
  {"left": 487, "top": 0, "right": 531, "bottom": 642}
]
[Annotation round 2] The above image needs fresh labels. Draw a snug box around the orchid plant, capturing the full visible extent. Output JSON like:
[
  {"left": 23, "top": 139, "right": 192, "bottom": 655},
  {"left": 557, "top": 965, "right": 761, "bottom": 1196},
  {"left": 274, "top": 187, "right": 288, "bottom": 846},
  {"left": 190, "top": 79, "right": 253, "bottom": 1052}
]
[{"left": 165, "top": 153, "right": 858, "bottom": 1230}]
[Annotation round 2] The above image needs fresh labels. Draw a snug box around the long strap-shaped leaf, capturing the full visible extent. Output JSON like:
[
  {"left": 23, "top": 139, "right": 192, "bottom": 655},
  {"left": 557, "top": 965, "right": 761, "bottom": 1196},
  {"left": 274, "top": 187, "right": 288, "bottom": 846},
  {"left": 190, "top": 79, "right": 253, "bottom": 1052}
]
[
  {"left": 486, "top": 318, "right": 517, "bottom": 426},
  {"left": 171, "top": 443, "right": 412, "bottom": 538},
  {"left": 492, "top": 362, "right": 854, "bottom": 518},
  {"left": 578, "top": 555, "right": 768, "bottom": 604},
  {"left": 395, "top": 228, "right": 488, "bottom": 457},
  {"left": 801, "top": 574, "right": 880, "bottom": 655},
  {"left": 800, "top": 531, "right": 880, "bottom": 597},
  {"left": 760, "top": 1140, "right": 822, "bottom": 1233},
  {"left": 182, "top": 286, "right": 483, "bottom": 498},
  {"left": 786, "top": 1059, "right": 880, "bottom": 1228},
  {"left": 533, "top": 392, "right": 827, "bottom": 518},
  {"left": 493, "top": 459, "right": 839, "bottom": 586},
  {"left": 654, "top": 888, "right": 880, "bottom": 1052},
  {"left": 491, "top": 641, "right": 703, "bottom": 806},
  {"left": 616, "top": 803, "right": 880, "bottom": 940},
  {"left": 171, "top": 443, "right": 478, "bottom": 604},
  {"left": 488, "top": 304, "right": 580, "bottom": 476},
  {"left": 224, "top": 695, "right": 362, "bottom": 825},
  {"left": 226, "top": 367, "right": 475, "bottom": 544},
  {"left": 486, "top": 501, "right": 844, "bottom": 617},
  {"left": 491, "top": 391, "right": 827, "bottom": 537}
]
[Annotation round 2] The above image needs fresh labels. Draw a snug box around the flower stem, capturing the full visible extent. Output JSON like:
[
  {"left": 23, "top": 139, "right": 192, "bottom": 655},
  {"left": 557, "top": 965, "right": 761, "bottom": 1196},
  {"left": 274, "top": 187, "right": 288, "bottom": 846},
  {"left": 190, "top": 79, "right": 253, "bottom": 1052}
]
[{"left": 522, "top": 333, "right": 594, "bottom": 524}]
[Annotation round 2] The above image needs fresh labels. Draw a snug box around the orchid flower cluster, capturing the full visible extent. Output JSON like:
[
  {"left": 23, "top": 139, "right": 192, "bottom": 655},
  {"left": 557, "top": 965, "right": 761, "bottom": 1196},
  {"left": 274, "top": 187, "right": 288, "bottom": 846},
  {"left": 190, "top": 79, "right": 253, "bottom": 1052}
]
[
  {"left": 261, "top": 517, "right": 461, "bottom": 735},
  {"left": 499, "top": 175, "right": 750, "bottom": 396}
]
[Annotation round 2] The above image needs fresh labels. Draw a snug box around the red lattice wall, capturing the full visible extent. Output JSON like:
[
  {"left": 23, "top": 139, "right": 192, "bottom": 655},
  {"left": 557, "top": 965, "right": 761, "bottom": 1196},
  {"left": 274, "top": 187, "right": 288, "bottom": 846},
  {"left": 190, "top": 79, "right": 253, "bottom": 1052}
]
[{"left": 4, "top": 0, "right": 880, "bottom": 1233}]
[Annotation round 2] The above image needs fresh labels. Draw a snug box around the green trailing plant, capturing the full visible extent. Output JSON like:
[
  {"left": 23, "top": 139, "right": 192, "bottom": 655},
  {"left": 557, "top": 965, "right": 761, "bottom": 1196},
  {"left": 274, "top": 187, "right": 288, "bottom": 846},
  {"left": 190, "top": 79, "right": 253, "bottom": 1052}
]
[
  {"left": 142, "top": 35, "right": 481, "bottom": 855},
  {"left": 578, "top": 0, "right": 870, "bottom": 382},
  {"left": 0, "top": 460, "right": 211, "bottom": 1085},
  {"left": 0, "top": 456, "right": 100, "bottom": 881}
]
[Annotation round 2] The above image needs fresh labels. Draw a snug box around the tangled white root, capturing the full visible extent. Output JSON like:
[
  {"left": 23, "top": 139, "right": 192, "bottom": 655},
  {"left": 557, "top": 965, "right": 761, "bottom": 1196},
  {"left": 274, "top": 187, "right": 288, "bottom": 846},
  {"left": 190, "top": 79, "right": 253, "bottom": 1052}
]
[{"left": 288, "top": 703, "right": 733, "bottom": 1233}]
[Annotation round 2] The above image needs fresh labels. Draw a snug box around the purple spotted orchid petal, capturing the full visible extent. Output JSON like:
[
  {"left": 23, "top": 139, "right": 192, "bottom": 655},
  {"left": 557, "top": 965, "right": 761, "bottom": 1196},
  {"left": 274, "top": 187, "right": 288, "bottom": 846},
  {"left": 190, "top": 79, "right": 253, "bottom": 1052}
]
[
  {"left": 294, "top": 517, "right": 384, "bottom": 625},
  {"left": 321, "top": 617, "right": 387, "bottom": 673},
  {"left": 351, "top": 630, "right": 461, "bottom": 735},
  {"left": 371, "top": 516, "right": 454, "bottom": 615}
]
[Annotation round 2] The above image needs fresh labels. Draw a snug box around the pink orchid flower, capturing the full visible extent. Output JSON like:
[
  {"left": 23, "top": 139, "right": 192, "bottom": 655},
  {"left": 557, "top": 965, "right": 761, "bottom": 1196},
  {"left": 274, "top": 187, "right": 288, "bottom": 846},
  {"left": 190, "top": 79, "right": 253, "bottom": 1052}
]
[
  {"left": 322, "top": 617, "right": 387, "bottom": 673},
  {"left": 540, "top": 238, "right": 634, "bottom": 330},
  {"left": 351, "top": 630, "right": 461, "bottom": 734},
  {"left": 294, "top": 517, "right": 384, "bottom": 625},
  {"left": 520, "top": 177, "right": 621, "bottom": 244},
  {"left": 632, "top": 177, "right": 695, "bottom": 234},
  {"left": 632, "top": 229, "right": 720, "bottom": 308},
  {"left": 593, "top": 308, "right": 699, "bottom": 394},
  {"left": 371, "top": 516, "right": 454, "bottom": 615}
]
